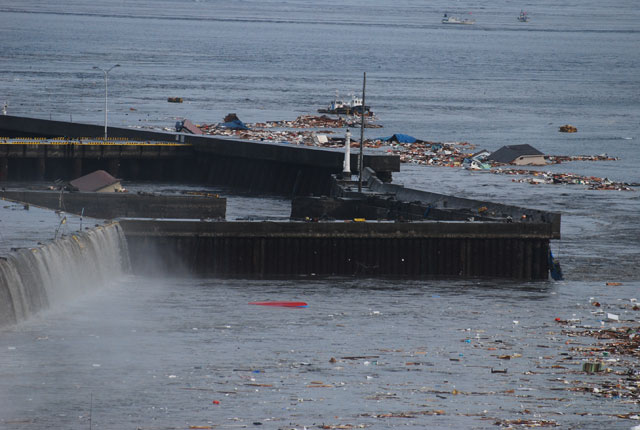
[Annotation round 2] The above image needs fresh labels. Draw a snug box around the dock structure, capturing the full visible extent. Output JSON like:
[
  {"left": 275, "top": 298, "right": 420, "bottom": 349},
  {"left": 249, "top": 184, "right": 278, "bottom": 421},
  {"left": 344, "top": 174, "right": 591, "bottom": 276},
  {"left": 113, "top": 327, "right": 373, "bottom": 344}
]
[
  {"left": 0, "top": 190, "right": 226, "bottom": 220},
  {"left": 0, "top": 114, "right": 561, "bottom": 280},
  {"left": 0, "top": 137, "right": 192, "bottom": 182},
  {"left": 120, "top": 220, "right": 552, "bottom": 279},
  {"left": 294, "top": 168, "right": 560, "bottom": 238},
  {"left": 118, "top": 169, "right": 559, "bottom": 280},
  {"left": 0, "top": 115, "right": 400, "bottom": 195}
]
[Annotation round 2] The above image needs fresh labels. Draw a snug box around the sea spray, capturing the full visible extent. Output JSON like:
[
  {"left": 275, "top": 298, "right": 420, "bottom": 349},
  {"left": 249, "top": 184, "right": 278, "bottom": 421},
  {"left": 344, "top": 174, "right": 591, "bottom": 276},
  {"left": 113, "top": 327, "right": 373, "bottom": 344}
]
[{"left": 0, "top": 222, "right": 130, "bottom": 327}]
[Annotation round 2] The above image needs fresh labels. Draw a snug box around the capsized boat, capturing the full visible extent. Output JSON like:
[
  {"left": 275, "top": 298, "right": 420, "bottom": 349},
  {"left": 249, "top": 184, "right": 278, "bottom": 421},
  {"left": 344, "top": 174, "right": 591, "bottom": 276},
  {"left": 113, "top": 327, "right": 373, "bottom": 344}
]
[{"left": 441, "top": 13, "right": 475, "bottom": 25}]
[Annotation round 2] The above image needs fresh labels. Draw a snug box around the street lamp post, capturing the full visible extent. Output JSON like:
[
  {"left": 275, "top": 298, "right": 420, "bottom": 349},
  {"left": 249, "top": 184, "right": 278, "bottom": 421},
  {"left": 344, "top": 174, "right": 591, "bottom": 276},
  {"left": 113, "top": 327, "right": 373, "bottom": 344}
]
[{"left": 93, "top": 64, "right": 120, "bottom": 139}]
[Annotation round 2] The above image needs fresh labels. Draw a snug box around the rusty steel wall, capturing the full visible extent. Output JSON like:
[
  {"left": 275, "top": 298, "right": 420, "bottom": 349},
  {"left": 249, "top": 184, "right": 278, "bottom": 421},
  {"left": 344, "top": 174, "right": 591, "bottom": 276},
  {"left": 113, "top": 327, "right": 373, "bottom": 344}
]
[
  {"left": 197, "top": 154, "right": 335, "bottom": 196},
  {"left": 126, "top": 235, "right": 550, "bottom": 280}
]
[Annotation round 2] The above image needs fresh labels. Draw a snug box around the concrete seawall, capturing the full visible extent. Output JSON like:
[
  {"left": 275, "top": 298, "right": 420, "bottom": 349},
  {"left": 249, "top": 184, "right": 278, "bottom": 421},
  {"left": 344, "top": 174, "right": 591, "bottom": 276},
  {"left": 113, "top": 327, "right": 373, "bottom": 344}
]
[
  {"left": 0, "top": 115, "right": 560, "bottom": 281},
  {"left": 0, "top": 115, "right": 400, "bottom": 195},
  {"left": 120, "top": 220, "right": 552, "bottom": 280},
  {"left": 1, "top": 190, "right": 227, "bottom": 220}
]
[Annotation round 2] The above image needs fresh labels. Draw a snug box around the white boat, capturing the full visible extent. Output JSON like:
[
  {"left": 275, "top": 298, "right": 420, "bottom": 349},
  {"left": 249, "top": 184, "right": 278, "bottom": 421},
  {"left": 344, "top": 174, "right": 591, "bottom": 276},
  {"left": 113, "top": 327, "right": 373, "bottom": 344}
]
[
  {"left": 517, "top": 10, "right": 530, "bottom": 22},
  {"left": 318, "top": 91, "right": 370, "bottom": 115},
  {"left": 441, "top": 13, "right": 475, "bottom": 25}
]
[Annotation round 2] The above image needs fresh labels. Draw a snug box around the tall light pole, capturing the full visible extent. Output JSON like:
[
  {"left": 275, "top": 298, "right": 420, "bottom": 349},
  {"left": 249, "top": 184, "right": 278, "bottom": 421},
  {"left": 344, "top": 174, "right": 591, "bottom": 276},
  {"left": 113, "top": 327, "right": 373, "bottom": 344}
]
[
  {"left": 358, "top": 72, "right": 366, "bottom": 192},
  {"left": 93, "top": 64, "right": 120, "bottom": 139}
]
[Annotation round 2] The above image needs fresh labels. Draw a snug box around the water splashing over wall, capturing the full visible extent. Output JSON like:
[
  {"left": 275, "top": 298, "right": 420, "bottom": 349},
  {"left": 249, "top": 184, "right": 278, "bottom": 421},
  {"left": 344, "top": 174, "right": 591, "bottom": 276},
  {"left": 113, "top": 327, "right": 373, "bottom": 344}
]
[{"left": 0, "top": 222, "right": 130, "bottom": 327}]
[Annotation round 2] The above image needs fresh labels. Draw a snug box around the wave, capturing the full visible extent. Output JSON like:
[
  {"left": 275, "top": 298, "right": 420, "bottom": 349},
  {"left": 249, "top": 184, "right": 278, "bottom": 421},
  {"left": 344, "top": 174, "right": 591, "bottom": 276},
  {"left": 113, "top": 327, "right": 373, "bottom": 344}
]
[{"left": 0, "top": 222, "right": 130, "bottom": 327}]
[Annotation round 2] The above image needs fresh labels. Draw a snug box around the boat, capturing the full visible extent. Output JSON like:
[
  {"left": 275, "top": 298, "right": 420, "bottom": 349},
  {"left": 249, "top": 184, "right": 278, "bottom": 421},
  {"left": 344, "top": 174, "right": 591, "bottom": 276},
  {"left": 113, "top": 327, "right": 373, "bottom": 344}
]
[
  {"left": 441, "top": 13, "right": 475, "bottom": 25},
  {"left": 517, "top": 10, "right": 530, "bottom": 22},
  {"left": 463, "top": 158, "right": 492, "bottom": 171},
  {"left": 318, "top": 91, "right": 370, "bottom": 115}
]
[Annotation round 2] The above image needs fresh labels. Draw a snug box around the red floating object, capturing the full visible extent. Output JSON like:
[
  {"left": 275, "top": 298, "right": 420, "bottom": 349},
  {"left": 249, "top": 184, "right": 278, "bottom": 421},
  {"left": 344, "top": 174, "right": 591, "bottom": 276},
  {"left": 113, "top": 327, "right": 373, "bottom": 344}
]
[{"left": 249, "top": 301, "right": 308, "bottom": 308}]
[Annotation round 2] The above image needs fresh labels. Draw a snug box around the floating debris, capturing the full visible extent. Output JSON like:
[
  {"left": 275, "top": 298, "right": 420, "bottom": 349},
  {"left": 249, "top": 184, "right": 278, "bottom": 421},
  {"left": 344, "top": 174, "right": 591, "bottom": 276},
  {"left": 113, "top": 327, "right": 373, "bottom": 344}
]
[
  {"left": 559, "top": 124, "right": 578, "bottom": 133},
  {"left": 173, "top": 115, "right": 632, "bottom": 191},
  {"left": 546, "top": 154, "right": 617, "bottom": 163},
  {"left": 497, "top": 169, "right": 635, "bottom": 191},
  {"left": 494, "top": 418, "right": 559, "bottom": 427}
]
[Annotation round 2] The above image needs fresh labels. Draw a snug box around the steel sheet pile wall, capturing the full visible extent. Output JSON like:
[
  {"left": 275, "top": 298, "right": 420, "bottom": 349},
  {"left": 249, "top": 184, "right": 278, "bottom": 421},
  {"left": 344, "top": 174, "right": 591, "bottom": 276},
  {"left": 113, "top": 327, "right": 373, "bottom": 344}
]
[
  {"left": 121, "top": 221, "right": 551, "bottom": 280},
  {"left": 0, "top": 115, "right": 400, "bottom": 193},
  {"left": 197, "top": 155, "right": 334, "bottom": 196}
]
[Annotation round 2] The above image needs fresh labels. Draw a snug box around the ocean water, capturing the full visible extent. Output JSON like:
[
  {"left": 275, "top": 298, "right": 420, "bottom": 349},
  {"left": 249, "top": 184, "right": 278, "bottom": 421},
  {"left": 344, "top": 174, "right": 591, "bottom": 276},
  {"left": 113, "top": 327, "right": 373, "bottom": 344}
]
[
  {"left": 1, "top": 0, "right": 638, "bottom": 181},
  {"left": 1, "top": 0, "right": 639, "bottom": 428}
]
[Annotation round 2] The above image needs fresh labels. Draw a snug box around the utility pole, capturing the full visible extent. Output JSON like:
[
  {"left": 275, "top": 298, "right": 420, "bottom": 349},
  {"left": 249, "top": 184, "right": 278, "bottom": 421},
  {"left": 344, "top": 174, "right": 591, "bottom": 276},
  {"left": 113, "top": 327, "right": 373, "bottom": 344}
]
[
  {"left": 358, "top": 72, "right": 366, "bottom": 192},
  {"left": 93, "top": 64, "right": 120, "bottom": 139}
]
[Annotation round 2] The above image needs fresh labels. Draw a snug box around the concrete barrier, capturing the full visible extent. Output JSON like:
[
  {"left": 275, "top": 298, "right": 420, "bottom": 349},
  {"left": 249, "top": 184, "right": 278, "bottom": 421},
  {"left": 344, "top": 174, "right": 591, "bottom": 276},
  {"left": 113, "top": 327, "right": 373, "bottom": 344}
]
[
  {"left": 1, "top": 190, "right": 226, "bottom": 220},
  {"left": 120, "top": 220, "right": 551, "bottom": 280},
  {"left": 0, "top": 115, "right": 400, "bottom": 194}
]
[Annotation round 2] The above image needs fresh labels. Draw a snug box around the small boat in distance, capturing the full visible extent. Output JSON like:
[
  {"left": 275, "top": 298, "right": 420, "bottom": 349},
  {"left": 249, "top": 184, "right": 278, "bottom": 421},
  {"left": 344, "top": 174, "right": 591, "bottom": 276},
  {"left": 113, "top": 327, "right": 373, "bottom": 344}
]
[
  {"left": 517, "top": 10, "right": 530, "bottom": 22},
  {"left": 318, "top": 91, "right": 370, "bottom": 115},
  {"left": 441, "top": 13, "right": 475, "bottom": 25}
]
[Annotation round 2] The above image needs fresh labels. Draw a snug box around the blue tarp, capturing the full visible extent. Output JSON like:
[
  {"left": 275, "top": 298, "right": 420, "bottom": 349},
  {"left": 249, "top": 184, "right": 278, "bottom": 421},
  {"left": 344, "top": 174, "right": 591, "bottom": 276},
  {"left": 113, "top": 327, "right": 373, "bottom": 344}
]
[
  {"left": 219, "top": 119, "right": 249, "bottom": 130},
  {"left": 377, "top": 133, "right": 417, "bottom": 144}
]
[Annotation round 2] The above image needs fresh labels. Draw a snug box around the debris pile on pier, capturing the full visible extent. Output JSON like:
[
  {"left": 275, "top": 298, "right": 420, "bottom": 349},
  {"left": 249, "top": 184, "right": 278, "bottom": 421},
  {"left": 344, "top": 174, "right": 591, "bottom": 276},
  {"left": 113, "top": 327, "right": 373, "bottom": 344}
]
[
  {"left": 195, "top": 114, "right": 381, "bottom": 146},
  {"left": 260, "top": 115, "right": 382, "bottom": 129},
  {"left": 383, "top": 139, "right": 476, "bottom": 167}
]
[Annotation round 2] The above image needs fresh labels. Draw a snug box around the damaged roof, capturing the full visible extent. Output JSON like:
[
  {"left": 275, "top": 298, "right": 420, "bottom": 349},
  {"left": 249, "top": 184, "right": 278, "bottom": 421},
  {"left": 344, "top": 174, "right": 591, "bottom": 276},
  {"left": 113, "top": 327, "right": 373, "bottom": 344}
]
[
  {"left": 488, "top": 144, "right": 545, "bottom": 163},
  {"left": 69, "top": 170, "right": 120, "bottom": 192}
]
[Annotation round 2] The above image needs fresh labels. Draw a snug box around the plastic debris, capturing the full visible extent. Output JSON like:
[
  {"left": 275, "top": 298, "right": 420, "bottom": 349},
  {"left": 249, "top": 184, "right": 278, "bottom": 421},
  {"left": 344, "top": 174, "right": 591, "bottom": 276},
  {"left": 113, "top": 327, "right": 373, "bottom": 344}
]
[{"left": 582, "top": 362, "right": 604, "bottom": 373}]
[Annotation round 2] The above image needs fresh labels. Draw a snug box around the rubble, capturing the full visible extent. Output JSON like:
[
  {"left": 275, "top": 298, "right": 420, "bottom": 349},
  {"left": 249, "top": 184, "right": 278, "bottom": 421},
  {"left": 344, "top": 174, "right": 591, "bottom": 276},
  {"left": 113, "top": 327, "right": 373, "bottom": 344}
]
[
  {"left": 555, "top": 309, "right": 640, "bottom": 404},
  {"left": 546, "top": 154, "right": 617, "bottom": 164},
  {"left": 172, "top": 115, "right": 632, "bottom": 191},
  {"left": 494, "top": 418, "right": 559, "bottom": 427},
  {"left": 383, "top": 139, "right": 477, "bottom": 167},
  {"left": 261, "top": 115, "right": 381, "bottom": 129},
  {"left": 195, "top": 115, "right": 381, "bottom": 146}
]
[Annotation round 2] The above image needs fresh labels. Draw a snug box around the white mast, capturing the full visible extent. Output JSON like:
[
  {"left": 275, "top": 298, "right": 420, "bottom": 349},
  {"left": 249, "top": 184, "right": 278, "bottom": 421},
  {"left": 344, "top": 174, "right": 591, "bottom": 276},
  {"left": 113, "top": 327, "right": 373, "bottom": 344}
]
[{"left": 343, "top": 129, "right": 351, "bottom": 178}]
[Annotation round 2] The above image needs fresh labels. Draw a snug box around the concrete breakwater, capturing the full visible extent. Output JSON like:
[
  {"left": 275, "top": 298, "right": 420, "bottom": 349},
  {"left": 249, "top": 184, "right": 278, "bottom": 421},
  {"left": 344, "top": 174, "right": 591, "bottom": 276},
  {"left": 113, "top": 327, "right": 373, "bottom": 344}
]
[
  {"left": 0, "top": 223, "right": 130, "bottom": 327},
  {"left": 120, "top": 220, "right": 552, "bottom": 280},
  {"left": 1, "top": 190, "right": 227, "bottom": 220},
  {"left": 292, "top": 169, "right": 561, "bottom": 238},
  {"left": 0, "top": 114, "right": 559, "bottom": 281},
  {"left": 0, "top": 115, "right": 400, "bottom": 195}
]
